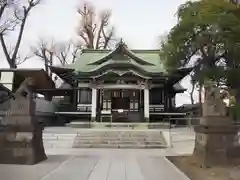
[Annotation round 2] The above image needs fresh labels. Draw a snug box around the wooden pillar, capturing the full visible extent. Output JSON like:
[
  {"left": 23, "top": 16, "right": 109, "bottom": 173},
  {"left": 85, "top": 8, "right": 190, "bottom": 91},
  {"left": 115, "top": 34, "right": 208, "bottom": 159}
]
[
  {"left": 164, "top": 87, "right": 168, "bottom": 112},
  {"left": 73, "top": 88, "right": 77, "bottom": 111},
  {"left": 91, "top": 87, "right": 97, "bottom": 121},
  {"left": 144, "top": 88, "right": 150, "bottom": 122},
  {"left": 168, "top": 95, "right": 172, "bottom": 112},
  {"left": 96, "top": 89, "right": 101, "bottom": 122}
]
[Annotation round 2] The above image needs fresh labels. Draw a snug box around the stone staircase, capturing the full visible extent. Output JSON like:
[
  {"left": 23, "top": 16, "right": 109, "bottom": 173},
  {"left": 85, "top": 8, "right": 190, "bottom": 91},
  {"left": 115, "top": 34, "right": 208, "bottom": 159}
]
[
  {"left": 43, "top": 133, "right": 77, "bottom": 149},
  {"left": 72, "top": 130, "right": 167, "bottom": 148}
]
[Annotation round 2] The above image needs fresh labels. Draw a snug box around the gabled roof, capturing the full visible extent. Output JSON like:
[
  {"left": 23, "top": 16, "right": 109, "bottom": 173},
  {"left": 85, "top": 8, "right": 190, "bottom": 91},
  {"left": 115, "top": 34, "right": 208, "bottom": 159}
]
[
  {"left": 173, "top": 83, "right": 186, "bottom": 93},
  {"left": 0, "top": 83, "right": 11, "bottom": 93},
  {"left": 176, "top": 103, "right": 201, "bottom": 111},
  {"left": 69, "top": 40, "right": 166, "bottom": 75},
  {"left": 88, "top": 40, "right": 155, "bottom": 66}
]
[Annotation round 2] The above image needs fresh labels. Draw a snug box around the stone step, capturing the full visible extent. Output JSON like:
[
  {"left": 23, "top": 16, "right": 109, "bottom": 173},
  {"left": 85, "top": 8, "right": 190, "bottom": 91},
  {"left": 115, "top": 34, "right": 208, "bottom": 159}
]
[
  {"left": 74, "top": 136, "right": 162, "bottom": 139},
  {"left": 73, "top": 136, "right": 163, "bottom": 139},
  {"left": 74, "top": 130, "right": 161, "bottom": 133},
  {"left": 44, "top": 138, "right": 163, "bottom": 143},
  {"left": 43, "top": 133, "right": 76, "bottom": 149},
  {"left": 75, "top": 132, "right": 162, "bottom": 136},
  {"left": 77, "top": 129, "right": 160, "bottom": 134},
  {"left": 72, "top": 143, "right": 165, "bottom": 149},
  {"left": 43, "top": 130, "right": 167, "bottom": 149},
  {"left": 76, "top": 137, "right": 162, "bottom": 141},
  {"left": 75, "top": 133, "right": 154, "bottom": 136},
  {"left": 77, "top": 133, "right": 160, "bottom": 137},
  {"left": 73, "top": 140, "right": 163, "bottom": 144},
  {"left": 76, "top": 134, "right": 161, "bottom": 137}
]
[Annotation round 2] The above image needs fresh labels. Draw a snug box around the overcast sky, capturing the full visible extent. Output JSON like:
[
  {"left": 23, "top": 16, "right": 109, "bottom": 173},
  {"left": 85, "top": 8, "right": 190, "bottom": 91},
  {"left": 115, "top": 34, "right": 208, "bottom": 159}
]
[{"left": 0, "top": 0, "right": 199, "bottom": 106}]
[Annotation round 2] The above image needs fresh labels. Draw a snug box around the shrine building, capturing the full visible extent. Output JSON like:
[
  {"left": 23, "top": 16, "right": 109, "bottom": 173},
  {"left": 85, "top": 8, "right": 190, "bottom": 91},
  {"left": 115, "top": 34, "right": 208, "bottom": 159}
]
[{"left": 46, "top": 41, "right": 191, "bottom": 123}]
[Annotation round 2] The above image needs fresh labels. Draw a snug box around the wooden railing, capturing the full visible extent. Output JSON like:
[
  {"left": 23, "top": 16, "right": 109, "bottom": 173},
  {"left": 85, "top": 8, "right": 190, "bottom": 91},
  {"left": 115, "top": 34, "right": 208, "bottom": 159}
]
[{"left": 149, "top": 104, "right": 164, "bottom": 114}]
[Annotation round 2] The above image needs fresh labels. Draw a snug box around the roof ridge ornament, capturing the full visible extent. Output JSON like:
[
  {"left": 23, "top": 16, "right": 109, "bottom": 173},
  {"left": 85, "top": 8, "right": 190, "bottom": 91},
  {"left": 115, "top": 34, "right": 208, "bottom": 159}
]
[{"left": 115, "top": 38, "right": 128, "bottom": 48}]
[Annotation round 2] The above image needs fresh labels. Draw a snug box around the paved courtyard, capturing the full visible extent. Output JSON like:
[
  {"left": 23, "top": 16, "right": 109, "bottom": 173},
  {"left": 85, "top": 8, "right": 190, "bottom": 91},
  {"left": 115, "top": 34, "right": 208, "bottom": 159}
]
[
  {"left": 0, "top": 149, "right": 190, "bottom": 180},
  {"left": 0, "top": 127, "right": 194, "bottom": 180}
]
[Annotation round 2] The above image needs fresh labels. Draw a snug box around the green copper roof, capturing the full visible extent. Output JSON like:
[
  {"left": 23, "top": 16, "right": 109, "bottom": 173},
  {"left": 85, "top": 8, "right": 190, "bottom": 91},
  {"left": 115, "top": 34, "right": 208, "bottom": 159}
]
[
  {"left": 49, "top": 41, "right": 192, "bottom": 85},
  {"left": 70, "top": 44, "right": 166, "bottom": 75}
]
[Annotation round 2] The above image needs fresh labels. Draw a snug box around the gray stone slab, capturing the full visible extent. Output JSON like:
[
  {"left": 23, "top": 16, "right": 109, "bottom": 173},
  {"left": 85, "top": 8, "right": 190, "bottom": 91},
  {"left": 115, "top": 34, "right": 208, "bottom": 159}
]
[
  {"left": 0, "top": 149, "right": 191, "bottom": 180},
  {"left": 87, "top": 157, "right": 111, "bottom": 180},
  {"left": 0, "top": 155, "right": 71, "bottom": 180},
  {"left": 125, "top": 157, "right": 144, "bottom": 180},
  {"left": 107, "top": 157, "right": 126, "bottom": 180},
  {"left": 41, "top": 155, "right": 99, "bottom": 180},
  {"left": 138, "top": 156, "right": 189, "bottom": 180}
]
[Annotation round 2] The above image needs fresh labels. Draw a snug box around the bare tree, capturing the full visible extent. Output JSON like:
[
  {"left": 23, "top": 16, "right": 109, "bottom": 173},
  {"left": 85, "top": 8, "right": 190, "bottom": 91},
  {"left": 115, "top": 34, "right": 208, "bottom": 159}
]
[
  {"left": 76, "top": 1, "right": 116, "bottom": 49},
  {"left": 55, "top": 41, "right": 81, "bottom": 65},
  {"left": 31, "top": 38, "right": 55, "bottom": 76},
  {"left": 0, "top": 0, "right": 41, "bottom": 68},
  {"left": 31, "top": 38, "right": 81, "bottom": 77}
]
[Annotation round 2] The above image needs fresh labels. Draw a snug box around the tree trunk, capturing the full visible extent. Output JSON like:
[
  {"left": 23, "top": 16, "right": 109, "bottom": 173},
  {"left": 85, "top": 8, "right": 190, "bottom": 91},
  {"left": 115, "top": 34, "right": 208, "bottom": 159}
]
[
  {"left": 44, "top": 63, "right": 49, "bottom": 76},
  {"left": 235, "top": 89, "right": 240, "bottom": 104},
  {"left": 233, "top": 89, "right": 240, "bottom": 121},
  {"left": 198, "top": 84, "right": 202, "bottom": 104},
  {"left": 198, "top": 84, "right": 203, "bottom": 115},
  {"left": 190, "top": 84, "right": 195, "bottom": 105}
]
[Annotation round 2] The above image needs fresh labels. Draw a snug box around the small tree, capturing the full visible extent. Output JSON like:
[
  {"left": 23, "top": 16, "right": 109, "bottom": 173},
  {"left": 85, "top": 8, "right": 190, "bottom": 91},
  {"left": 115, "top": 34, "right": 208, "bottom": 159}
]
[{"left": 0, "top": 0, "right": 41, "bottom": 68}]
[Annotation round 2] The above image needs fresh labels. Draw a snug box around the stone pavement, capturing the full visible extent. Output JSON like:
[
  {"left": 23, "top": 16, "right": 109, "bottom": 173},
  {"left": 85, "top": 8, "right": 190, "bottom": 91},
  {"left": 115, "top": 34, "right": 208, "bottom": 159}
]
[
  {"left": 0, "top": 148, "right": 190, "bottom": 180},
  {"left": 0, "top": 127, "right": 194, "bottom": 180}
]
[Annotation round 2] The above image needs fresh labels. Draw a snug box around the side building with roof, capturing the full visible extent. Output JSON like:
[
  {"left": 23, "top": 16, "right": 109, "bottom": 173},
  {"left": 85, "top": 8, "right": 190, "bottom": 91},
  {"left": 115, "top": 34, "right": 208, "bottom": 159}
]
[
  {"left": 0, "top": 68, "right": 57, "bottom": 125},
  {"left": 49, "top": 41, "right": 191, "bottom": 123}
]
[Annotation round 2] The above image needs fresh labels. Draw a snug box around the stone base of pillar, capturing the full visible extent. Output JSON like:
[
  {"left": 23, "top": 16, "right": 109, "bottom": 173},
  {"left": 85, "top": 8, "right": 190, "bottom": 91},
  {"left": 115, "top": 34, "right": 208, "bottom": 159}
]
[
  {"left": 91, "top": 117, "right": 96, "bottom": 122},
  {"left": 194, "top": 121, "right": 239, "bottom": 166},
  {"left": 144, "top": 118, "right": 149, "bottom": 122}
]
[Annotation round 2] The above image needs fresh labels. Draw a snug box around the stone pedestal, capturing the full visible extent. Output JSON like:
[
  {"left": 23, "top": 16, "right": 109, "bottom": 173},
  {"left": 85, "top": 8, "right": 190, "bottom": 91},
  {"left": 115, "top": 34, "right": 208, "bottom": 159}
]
[
  {"left": 193, "top": 83, "right": 240, "bottom": 166},
  {"left": 194, "top": 119, "right": 238, "bottom": 166},
  {"left": 0, "top": 96, "right": 47, "bottom": 165}
]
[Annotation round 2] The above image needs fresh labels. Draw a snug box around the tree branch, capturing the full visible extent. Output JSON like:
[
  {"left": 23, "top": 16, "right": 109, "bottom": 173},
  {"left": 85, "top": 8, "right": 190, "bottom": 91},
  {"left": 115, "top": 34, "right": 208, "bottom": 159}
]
[
  {"left": 95, "top": 21, "right": 103, "bottom": 49},
  {"left": 0, "top": 33, "right": 11, "bottom": 66},
  {"left": 102, "top": 27, "right": 114, "bottom": 49},
  {"left": 0, "top": 1, "right": 7, "bottom": 19},
  {"left": 16, "top": 54, "right": 33, "bottom": 65},
  {"left": 76, "top": 1, "right": 116, "bottom": 49}
]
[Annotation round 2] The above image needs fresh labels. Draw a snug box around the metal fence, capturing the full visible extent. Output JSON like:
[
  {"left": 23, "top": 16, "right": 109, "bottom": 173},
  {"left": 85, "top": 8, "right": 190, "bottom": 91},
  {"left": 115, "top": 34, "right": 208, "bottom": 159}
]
[
  {"left": 166, "top": 117, "right": 240, "bottom": 148},
  {"left": 166, "top": 117, "right": 199, "bottom": 148}
]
